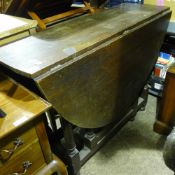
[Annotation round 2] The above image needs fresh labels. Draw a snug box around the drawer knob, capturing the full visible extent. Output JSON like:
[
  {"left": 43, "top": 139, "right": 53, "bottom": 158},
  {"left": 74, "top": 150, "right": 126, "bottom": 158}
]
[
  {"left": 9, "top": 161, "right": 32, "bottom": 175},
  {"left": 0, "top": 138, "right": 23, "bottom": 161}
]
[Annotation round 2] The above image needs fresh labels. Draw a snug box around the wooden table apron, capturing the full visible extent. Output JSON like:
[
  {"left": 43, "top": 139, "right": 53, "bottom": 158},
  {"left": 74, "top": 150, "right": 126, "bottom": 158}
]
[{"left": 0, "top": 4, "right": 171, "bottom": 128}]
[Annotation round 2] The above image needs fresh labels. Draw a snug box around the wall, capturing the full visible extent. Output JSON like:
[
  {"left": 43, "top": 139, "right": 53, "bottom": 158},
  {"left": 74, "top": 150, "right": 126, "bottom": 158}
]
[{"left": 144, "top": 0, "right": 175, "bottom": 22}]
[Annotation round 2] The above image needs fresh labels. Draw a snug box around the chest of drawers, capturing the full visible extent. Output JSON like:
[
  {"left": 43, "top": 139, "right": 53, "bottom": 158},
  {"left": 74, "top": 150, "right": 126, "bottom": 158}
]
[{"left": 0, "top": 72, "right": 67, "bottom": 175}]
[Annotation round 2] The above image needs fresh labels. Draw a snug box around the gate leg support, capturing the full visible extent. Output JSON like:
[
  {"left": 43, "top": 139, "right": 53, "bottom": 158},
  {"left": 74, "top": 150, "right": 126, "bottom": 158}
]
[
  {"left": 61, "top": 119, "right": 81, "bottom": 175},
  {"left": 140, "top": 84, "right": 149, "bottom": 111}
]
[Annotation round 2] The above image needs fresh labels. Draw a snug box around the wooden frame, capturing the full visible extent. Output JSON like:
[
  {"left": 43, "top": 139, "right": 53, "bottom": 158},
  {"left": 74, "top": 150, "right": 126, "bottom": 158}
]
[{"left": 28, "top": 1, "right": 95, "bottom": 30}]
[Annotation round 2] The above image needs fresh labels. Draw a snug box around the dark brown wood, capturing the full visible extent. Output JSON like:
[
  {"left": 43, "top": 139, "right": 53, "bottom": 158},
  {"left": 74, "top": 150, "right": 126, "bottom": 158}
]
[
  {"left": 90, "top": 0, "right": 106, "bottom": 7},
  {"left": 0, "top": 4, "right": 171, "bottom": 129},
  {"left": 154, "top": 64, "right": 175, "bottom": 135},
  {"left": 5, "top": 0, "right": 30, "bottom": 16},
  {"left": 5, "top": 0, "right": 94, "bottom": 30},
  {"left": 61, "top": 119, "right": 81, "bottom": 175},
  {"left": 36, "top": 8, "right": 170, "bottom": 128},
  {"left": 0, "top": 4, "right": 170, "bottom": 78},
  {"left": 140, "top": 85, "right": 149, "bottom": 111},
  {"left": 5, "top": 0, "right": 73, "bottom": 17},
  {"left": 78, "top": 94, "right": 148, "bottom": 165},
  {"left": 28, "top": 5, "right": 91, "bottom": 30}
]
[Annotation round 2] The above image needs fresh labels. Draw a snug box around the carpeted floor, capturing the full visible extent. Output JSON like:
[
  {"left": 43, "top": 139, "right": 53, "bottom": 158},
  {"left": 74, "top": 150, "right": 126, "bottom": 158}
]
[{"left": 80, "top": 95, "right": 173, "bottom": 175}]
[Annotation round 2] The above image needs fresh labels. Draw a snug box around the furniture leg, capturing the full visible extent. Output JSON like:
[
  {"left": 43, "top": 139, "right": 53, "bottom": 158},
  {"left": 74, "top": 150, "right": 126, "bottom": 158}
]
[
  {"left": 154, "top": 68, "right": 175, "bottom": 135},
  {"left": 36, "top": 154, "right": 68, "bottom": 175},
  {"left": 61, "top": 119, "right": 81, "bottom": 175},
  {"left": 140, "top": 84, "right": 149, "bottom": 111}
]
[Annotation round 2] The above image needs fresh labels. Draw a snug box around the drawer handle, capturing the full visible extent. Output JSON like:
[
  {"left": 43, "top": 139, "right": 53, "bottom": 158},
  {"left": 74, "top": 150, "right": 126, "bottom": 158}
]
[
  {"left": 0, "top": 138, "right": 23, "bottom": 160},
  {"left": 10, "top": 161, "right": 32, "bottom": 175}
]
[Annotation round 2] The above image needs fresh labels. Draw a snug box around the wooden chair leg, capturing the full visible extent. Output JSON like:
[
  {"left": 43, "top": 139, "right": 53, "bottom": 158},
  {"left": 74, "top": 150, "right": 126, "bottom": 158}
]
[
  {"left": 28, "top": 1, "right": 95, "bottom": 31},
  {"left": 53, "top": 155, "right": 68, "bottom": 175},
  {"left": 28, "top": 11, "right": 46, "bottom": 30},
  {"left": 83, "top": 0, "right": 95, "bottom": 13},
  {"left": 36, "top": 155, "right": 68, "bottom": 175}
]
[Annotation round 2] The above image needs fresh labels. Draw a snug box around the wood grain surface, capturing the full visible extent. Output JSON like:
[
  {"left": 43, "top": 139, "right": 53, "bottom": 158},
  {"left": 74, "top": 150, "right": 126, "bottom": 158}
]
[
  {"left": 0, "top": 4, "right": 171, "bottom": 128},
  {"left": 36, "top": 11, "right": 170, "bottom": 128},
  {"left": 0, "top": 72, "right": 51, "bottom": 139},
  {"left": 0, "top": 14, "right": 37, "bottom": 39},
  {"left": 0, "top": 127, "right": 38, "bottom": 162},
  {"left": 0, "top": 4, "right": 170, "bottom": 78},
  {"left": 0, "top": 141, "right": 45, "bottom": 175}
]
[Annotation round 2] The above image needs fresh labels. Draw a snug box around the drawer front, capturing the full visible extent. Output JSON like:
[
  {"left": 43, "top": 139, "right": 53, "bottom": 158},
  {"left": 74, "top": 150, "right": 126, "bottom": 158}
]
[
  {"left": 0, "top": 127, "right": 38, "bottom": 164},
  {"left": 0, "top": 141, "right": 45, "bottom": 175}
]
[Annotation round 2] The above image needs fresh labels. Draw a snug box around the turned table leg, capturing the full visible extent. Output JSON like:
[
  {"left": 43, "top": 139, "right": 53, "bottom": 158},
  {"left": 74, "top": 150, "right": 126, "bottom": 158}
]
[{"left": 61, "top": 119, "right": 81, "bottom": 175}]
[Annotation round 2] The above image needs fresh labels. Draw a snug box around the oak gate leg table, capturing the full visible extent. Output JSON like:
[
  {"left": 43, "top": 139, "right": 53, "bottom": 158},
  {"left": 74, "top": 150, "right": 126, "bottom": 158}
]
[{"left": 0, "top": 4, "right": 171, "bottom": 175}]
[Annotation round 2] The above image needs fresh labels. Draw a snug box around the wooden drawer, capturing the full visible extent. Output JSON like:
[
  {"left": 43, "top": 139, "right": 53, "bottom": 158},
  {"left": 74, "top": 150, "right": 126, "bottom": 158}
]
[
  {"left": 0, "top": 141, "right": 45, "bottom": 175},
  {"left": 0, "top": 127, "right": 38, "bottom": 164}
]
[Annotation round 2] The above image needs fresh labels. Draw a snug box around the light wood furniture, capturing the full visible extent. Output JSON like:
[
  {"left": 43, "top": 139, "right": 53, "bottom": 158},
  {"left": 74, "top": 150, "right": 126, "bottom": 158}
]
[
  {"left": 154, "top": 63, "right": 175, "bottom": 135},
  {"left": 0, "top": 72, "right": 68, "bottom": 175},
  {"left": 0, "top": 14, "right": 37, "bottom": 46}
]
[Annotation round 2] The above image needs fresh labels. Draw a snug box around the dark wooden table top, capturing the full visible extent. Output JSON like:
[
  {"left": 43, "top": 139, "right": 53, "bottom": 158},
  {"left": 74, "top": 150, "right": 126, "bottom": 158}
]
[{"left": 0, "top": 4, "right": 170, "bottom": 78}]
